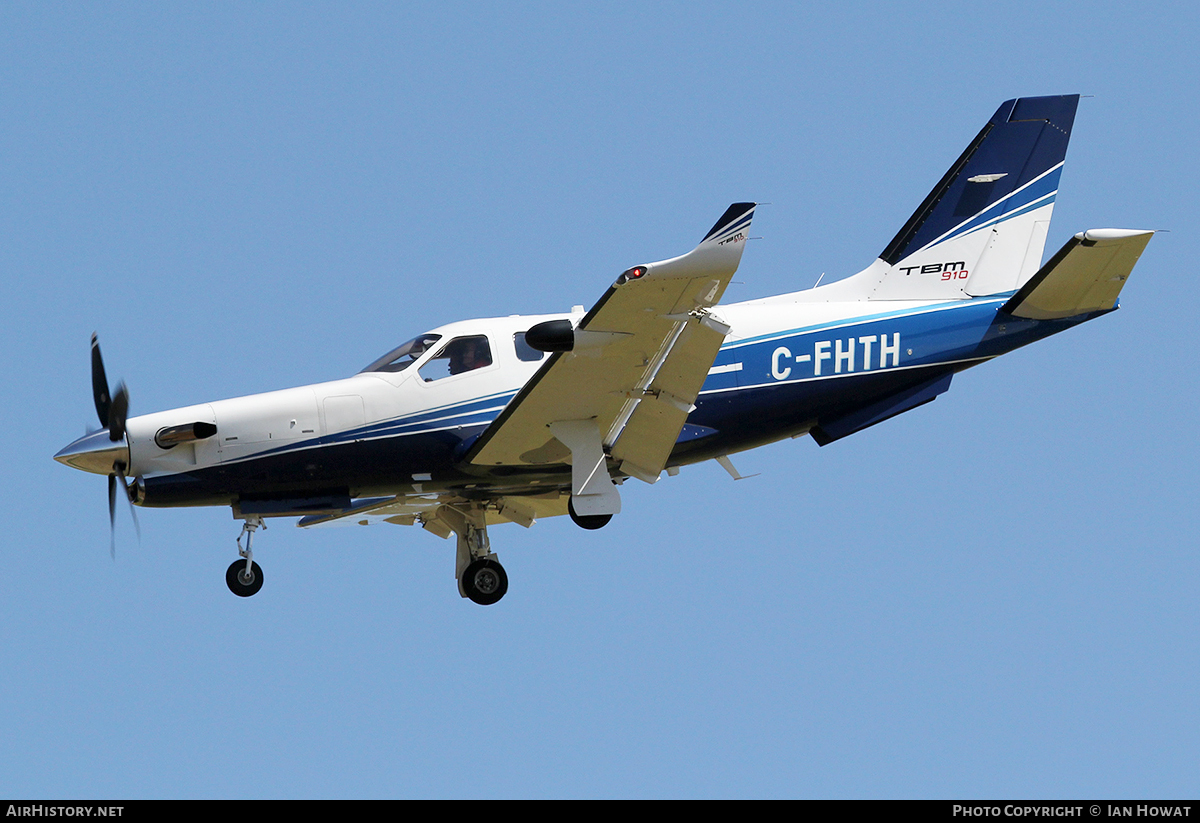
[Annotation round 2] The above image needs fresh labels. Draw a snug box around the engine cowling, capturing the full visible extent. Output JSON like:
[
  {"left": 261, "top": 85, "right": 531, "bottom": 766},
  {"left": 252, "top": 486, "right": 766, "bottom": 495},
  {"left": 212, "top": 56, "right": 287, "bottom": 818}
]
[{"left": 524, "top": 319, "right": 575, "bottom": 353}]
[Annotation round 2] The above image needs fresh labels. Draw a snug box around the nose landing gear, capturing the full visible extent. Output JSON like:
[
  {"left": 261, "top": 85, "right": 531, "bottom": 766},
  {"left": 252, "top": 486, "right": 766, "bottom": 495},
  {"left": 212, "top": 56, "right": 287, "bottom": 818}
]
[{"left": 226, "top": 517, "right": 265, "bottom": 597}]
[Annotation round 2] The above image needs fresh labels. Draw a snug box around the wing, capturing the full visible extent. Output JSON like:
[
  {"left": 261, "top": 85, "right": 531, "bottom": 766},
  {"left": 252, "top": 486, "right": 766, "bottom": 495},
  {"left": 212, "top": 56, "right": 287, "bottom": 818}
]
[{"left": 463, "top": 203, "right": 756, "bottom": 513}]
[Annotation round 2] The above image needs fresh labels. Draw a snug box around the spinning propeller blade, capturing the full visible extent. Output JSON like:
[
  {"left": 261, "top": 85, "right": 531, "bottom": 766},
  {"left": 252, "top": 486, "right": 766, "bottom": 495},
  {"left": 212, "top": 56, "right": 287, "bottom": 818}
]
[
  {"left": 108, "top": 473, "right": 116, "bottom": 558},
  {"left": 108, "top": 381, "right": 128, "bottom": 442},
  {"left": 90, "top": 334, "right": 138, "bottom": 555},
  {"left": 91, "top": 333, "right": 111, "bottom": 430}
]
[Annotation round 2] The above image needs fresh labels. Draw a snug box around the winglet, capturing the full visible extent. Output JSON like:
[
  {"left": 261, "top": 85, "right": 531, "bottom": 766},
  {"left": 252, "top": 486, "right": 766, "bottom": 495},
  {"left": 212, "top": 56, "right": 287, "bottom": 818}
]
[
  {"left": 701, "top": 202, "right": 757, "bottom": 245},
  {"left": 626, "top": 202, "right": 756, "bottom": 293}
]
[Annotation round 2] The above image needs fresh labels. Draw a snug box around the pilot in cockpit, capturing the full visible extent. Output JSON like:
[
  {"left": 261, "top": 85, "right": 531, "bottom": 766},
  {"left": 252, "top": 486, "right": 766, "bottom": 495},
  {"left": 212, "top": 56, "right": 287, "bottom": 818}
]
[{"left": 447, "top": 336, "right": 491, "bottom": 375}]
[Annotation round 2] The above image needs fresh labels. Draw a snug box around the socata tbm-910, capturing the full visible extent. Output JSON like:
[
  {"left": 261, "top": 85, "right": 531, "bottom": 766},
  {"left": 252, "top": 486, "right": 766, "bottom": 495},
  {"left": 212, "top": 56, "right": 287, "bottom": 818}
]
[{"left": 56, "top": 95, "right": 1152, "bottom": 604}]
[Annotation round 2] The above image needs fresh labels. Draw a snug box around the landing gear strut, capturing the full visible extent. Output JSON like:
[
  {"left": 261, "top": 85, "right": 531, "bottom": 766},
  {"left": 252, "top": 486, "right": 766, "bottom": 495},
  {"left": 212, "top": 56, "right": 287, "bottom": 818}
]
[
  {"left": 227, "top": 517, "right": 265, "bottom": 597},
  {"left": 435, "top": 504, "right": 509, "bottom": 605}
]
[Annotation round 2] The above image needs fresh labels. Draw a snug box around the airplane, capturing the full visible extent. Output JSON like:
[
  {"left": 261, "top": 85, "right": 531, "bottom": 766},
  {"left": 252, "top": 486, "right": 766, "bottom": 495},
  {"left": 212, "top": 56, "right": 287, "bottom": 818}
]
[{"left": 55, "top": 94, "right": 1153, "bottom": 605}]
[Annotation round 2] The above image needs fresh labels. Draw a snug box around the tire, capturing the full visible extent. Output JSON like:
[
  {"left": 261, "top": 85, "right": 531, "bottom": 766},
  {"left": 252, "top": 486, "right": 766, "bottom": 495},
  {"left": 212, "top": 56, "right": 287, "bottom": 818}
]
[
  {"left": 226, "top": 559, "right": 264, "bottom": 597},
  {"left": 461, "top": 557, "right": 508, "bottom": 605},
  {"left": 568, "top": 496, "right": 612, "bottom": 530}
]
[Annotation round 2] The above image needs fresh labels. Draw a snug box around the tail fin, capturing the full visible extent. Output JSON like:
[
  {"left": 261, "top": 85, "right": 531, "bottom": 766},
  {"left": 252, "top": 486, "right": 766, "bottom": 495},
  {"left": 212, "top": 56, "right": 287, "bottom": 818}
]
[{"left": 863, "top": 94, "right": 1080, "bottom": 301}]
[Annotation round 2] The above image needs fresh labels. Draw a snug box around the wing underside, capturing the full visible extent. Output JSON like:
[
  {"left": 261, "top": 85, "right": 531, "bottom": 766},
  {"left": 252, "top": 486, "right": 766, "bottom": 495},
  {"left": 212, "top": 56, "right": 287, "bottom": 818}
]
[
  {"left": 465, "top": 203, "right": 756, "bottom": 509},
  {"left": 298, "top": 491, "right": 570, "bottom": 530}
]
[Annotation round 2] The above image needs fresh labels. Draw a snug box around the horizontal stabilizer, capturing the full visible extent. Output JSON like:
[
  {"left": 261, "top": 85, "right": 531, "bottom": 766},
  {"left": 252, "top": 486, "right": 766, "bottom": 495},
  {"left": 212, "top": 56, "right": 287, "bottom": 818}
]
[{"left": 1002, "top": 229, "right": 1153, "bottom": 320}]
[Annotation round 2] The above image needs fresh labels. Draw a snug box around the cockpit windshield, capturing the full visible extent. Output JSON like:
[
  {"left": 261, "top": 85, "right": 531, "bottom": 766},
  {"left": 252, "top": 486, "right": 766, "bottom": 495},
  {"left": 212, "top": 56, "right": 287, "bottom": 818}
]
[{"left": 360, "top": 334, "right": 442, "bottom": 374}]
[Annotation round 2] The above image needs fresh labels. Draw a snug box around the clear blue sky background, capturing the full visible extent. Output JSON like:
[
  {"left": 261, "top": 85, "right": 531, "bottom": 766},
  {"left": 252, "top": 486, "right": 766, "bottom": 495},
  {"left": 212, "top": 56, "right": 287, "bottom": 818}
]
[{"left": 3, "top": 1, "right": 1196, "bottom": 799}]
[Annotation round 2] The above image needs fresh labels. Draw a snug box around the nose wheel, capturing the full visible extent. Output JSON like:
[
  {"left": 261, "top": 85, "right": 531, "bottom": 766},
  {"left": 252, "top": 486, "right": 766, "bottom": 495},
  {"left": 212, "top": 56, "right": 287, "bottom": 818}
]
[
  {"left": 226, "top": 559, "right": 264, "bottom": 597},
  {"left": 226, "top": 517, "right": 265, "bottom": 597}
]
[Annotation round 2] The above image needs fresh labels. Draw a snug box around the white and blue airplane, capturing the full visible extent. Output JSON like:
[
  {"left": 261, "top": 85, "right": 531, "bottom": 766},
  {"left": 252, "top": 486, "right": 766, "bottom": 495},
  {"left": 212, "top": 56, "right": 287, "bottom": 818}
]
[{"left": 55, "top": 94, "right": 1152, "bottom": 604}]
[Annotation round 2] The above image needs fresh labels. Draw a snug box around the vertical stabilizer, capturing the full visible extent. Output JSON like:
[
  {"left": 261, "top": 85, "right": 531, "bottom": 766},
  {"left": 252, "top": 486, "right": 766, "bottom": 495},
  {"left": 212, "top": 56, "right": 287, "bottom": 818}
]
[{"left": 862, "top": 95, "right": 1079, "bottom": 301}]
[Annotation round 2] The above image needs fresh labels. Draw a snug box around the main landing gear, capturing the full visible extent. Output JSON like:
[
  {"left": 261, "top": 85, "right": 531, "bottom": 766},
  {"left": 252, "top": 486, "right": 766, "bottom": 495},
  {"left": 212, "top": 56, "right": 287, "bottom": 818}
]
[
  {"left": 568, "top": 496, "right": 612, "bottom": 530},
  {"left": 436, "top": 504, "right": 509, "bottom": 606},
  {"left": 440, "top": 494, "right": 610, "bottom": 604},
  {"left": 226, "top": 517, "right": 265, "bottom": 597}
]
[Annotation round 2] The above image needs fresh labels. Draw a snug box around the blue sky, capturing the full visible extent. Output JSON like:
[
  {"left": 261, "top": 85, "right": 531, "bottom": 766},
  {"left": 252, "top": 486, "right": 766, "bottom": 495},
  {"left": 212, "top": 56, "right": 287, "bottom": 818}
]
[{"left": 3, "top": 1, "right": 1197, "bottom": 798}]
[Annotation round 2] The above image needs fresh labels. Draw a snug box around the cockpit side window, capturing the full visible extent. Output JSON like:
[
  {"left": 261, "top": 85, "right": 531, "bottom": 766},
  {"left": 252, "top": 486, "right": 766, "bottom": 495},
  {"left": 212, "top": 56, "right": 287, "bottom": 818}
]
[
  {"left": 360, "top": 334, "right": 443, "bottom": 374},
  {"left": 513, "top": 332, "right": 546, "bottom": 363},
  {"left": 418, "top": 335, "right": 493, "bottom": 382}
]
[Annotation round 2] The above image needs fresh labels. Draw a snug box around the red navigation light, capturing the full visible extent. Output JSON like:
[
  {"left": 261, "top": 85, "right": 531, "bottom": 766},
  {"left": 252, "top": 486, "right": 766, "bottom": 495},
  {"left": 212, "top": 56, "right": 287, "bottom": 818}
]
[{"left": 619, "top": 266, "right": 647, "bottom": 284}]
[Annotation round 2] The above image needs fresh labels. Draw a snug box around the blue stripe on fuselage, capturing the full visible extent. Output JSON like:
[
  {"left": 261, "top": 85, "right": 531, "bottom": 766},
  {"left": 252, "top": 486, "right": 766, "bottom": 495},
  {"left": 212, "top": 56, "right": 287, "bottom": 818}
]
[
  {"left": 682, "top": 298, "right": 1102, "bottom": 461},
  {"left": 229, "top": 389, "right": 520, "bottom": 463},
  {"left": 227, "top": 300, "right": 1100, "bottom": 465}
]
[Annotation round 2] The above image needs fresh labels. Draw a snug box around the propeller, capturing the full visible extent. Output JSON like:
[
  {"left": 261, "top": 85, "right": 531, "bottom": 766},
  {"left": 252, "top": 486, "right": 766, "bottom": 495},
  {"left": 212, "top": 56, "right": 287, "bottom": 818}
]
[{"left": 91, "top": 334, "right": 139, "bottom": 556}]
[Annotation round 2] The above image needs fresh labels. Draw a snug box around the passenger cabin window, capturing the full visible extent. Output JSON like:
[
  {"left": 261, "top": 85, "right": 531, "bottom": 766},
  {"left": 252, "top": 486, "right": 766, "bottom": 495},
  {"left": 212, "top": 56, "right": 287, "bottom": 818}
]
[
  {"left": 361, "top": 334, "right": 442, "bottom": 374},
  {"left": 418, "top": 335, "right": 493, "bottom": 382},
  {"left": 513, "top": 332, "right": 546, "bottom": 363}
]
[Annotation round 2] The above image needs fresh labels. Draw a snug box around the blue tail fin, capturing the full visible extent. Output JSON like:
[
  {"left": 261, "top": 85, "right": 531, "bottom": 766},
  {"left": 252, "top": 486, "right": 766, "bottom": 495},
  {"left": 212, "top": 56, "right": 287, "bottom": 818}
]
[
  {"left": 881, "top": 95, "right": 1079, "bottom": 266},
  {"left": 841, "top": 95, "right": 1081, "bottom": 302}
]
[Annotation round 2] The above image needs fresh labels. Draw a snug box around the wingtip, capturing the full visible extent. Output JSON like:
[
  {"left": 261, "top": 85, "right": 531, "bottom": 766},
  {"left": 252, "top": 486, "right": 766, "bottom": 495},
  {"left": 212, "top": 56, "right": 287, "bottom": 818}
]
[{"left": 701, "top": 202, "right": 756, "bottom": 244}]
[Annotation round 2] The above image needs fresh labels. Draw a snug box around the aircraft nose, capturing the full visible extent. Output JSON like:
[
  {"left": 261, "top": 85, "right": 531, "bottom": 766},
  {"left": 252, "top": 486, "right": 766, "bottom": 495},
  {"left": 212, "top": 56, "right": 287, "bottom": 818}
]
[{"left": 54, "top": 430, "right": 130, "bottom": 475}]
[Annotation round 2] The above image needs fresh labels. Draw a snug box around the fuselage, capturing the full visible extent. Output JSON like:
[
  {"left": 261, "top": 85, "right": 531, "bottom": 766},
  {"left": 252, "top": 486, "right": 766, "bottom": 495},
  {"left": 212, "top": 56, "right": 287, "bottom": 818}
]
[{"left": 56, "top": 287, "right": 1105, "bottom": 513}]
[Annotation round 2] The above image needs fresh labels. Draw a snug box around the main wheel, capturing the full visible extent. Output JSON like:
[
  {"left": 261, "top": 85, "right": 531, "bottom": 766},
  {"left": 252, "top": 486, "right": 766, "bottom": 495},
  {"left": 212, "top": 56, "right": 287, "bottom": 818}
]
[
  {"left": 226, "top": 559, "right": 264, "bottom": 597},
  {"left": 461, "top": 557, "right": 508, "bottom": 605},
  {"left": 568, "top": 496, "right": 612, "bottom": 530}
]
